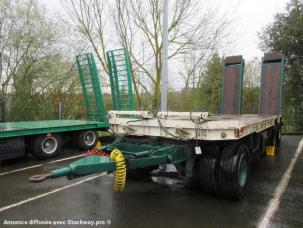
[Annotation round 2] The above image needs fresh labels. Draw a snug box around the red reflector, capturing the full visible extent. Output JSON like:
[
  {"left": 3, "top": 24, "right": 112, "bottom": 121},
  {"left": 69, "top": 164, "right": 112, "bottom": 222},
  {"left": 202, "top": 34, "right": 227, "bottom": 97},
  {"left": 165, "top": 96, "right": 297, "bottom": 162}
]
[
  {"left": 239, "top": 127, "right": 244, "bottom": 134},
  {"left": 235, "top": 127, "right": 244, "bottom": 138}
]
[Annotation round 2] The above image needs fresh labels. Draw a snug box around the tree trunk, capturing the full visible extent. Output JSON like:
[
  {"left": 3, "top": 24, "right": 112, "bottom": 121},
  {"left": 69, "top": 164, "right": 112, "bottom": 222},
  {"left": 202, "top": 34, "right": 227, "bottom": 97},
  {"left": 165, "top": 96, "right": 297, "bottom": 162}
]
[{"left": 0, "top": 100, "right": 5, "bottom": 122}]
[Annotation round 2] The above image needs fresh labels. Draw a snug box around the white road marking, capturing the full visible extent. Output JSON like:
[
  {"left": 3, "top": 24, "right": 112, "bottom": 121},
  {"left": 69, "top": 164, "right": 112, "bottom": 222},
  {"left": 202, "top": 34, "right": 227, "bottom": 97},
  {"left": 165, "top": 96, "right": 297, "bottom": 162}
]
[
  {"left": 47, "top": 154, "right": 84, "bottom": 164},
  {"left": 0, "top": 165, "right": 42, "bottom": 176},
  {"left": 0, "top": 173, "right": 106, "bottom": 213},
  {"left": 258, "top": 137, "right": 303, "bottom": 228},
  {"left": 0, "top": 154, "right": 84, "bottom": 176}
]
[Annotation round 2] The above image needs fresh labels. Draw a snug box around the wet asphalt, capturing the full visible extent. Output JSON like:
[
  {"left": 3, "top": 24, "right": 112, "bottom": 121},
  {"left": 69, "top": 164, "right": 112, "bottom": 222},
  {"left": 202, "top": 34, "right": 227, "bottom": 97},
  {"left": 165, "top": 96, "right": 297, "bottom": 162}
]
[{"left": 0, "top": 135, "right": 302, "bottom": 228}]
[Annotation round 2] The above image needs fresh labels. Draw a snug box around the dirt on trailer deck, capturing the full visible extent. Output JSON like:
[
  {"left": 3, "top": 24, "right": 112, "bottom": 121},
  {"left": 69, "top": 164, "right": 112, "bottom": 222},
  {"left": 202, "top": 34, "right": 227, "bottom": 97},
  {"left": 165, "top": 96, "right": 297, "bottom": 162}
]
[{"left": 0, "top": 135, "right": 302, "bottom": 228}]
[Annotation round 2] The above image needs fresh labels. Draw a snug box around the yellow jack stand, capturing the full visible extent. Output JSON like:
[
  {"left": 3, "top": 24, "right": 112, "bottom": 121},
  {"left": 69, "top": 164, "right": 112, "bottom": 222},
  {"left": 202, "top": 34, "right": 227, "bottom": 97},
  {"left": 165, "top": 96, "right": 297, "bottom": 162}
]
[
  {"left": 94, "top": 141, "right": 102, "bottom": 150},
  {"left": 266, "top": 146, "right": 275, "bottom": 156}
]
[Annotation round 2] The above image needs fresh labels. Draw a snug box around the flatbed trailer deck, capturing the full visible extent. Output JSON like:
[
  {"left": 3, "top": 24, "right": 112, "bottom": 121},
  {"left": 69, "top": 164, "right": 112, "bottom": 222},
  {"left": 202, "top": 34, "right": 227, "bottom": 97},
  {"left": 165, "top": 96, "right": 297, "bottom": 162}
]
[{"left": 109, "top": 111, "right": 282, "bottom": 141}]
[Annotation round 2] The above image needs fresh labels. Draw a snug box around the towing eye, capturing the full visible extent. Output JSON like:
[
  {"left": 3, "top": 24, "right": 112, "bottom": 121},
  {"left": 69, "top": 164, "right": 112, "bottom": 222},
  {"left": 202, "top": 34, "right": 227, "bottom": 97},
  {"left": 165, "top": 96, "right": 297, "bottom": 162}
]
[
  {"left": 110, "top": 149, "right": 127, "bottom": 192},
  {"left": 29, "top": 173, "right": 53, "bottom": 182},
  {"left": 29, "top": 149, "right": 127, "bottom": 193}
]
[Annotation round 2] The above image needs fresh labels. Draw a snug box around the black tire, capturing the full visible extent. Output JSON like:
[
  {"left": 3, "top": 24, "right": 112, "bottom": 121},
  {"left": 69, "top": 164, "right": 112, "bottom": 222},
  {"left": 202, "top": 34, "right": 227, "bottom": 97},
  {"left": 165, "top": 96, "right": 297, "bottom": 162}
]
[
  {"left": 74, "top": 130, "right": 98, "bottom": 151},
  {"left": 198, "top": 144, "right": 221, "bottom": 195},
  {"left": 218, "top": 143, "right": 250, "bottom": 200},
  {"left": 267, "top": 127, "right": 280, "bottom": 151},
  {"left": 258, "top": 133, "right": 266, "bottom": 159},
  {"left": 276, "top": 128, "right": 281, "bottom": 148},
  {"left": 274, "top": 118, "right": 282, "bottom": 148},
  {"left": 0, "top": 137, "right": 25, "bottom": 160},
  {"left": 32, "top": 134, "right": 62, "bottom": 159}
]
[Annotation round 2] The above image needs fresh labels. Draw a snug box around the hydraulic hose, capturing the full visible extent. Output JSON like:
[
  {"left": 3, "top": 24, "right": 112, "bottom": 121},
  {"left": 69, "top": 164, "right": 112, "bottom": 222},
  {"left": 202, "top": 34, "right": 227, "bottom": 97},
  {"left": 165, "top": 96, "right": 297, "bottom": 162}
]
[{"left": 110, "top": 149, "right": 127, "bottom": 192}]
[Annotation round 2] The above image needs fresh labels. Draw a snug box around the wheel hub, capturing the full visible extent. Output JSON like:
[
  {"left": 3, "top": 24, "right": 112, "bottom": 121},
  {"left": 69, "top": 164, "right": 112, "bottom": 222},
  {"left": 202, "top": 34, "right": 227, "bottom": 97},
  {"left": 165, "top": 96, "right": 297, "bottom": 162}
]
[
  {"left": 84, "top": 131, "right": 96, "bottom": 146},
  {"left": 238, "top": 155, "right": 247, "bottom": 188},
  {"left": 42, "top": 137, "right": 57, "bottom": 154}
]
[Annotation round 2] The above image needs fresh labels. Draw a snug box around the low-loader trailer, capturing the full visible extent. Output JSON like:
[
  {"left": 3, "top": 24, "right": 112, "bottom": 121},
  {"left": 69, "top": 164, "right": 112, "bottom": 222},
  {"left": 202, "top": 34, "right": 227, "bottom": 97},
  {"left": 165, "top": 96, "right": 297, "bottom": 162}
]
[{"left": 30, "top": 51, "right": 284, "bottom": 199}]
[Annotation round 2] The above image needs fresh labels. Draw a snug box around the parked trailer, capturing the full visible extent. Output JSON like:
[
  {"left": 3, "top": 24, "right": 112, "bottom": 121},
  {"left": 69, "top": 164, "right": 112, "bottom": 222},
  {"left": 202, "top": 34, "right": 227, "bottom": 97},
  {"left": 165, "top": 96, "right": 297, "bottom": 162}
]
[
  {"left": 29, "top": 111, "right": 282, "bottom": 199},
  {"left": 110, "top": 111, "right": 282, "bottom": 198},
  {"left": 0, "top": 120, "right": 109, "bottom": 160},
  {"left": 29, "top": 52, "right": 284, "bottom": 200},
  {"left": 0, "top": 52, "right": 112, "bottom": 161}
]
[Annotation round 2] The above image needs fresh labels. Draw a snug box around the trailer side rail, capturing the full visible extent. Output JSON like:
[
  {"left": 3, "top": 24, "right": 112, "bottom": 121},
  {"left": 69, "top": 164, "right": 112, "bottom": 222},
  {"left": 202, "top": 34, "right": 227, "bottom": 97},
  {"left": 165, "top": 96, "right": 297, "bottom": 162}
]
[{"left": 109, "top": 111, "right": 281, "bottom": 141}]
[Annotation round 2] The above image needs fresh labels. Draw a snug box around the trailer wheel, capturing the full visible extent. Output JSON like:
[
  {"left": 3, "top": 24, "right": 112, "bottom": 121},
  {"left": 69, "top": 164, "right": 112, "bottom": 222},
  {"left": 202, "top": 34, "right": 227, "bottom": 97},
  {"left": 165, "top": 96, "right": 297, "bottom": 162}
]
[
  {"left": 74, "top": 130, "right": 98, "bottom": 151},
  {"left": 276, "top": 128, "right": 281, "bottom": 148},
  {"left": 198, "top": 145, "right": 221, "bottom": 195},
  {"left": 267, "top": 127, "right": 280, "bottom": 151},
  {"left": 32, "top": 134, "right": 62, "bottom": 159},
  {"left": 258, "top": 133, "right": 266, "bottom": 159},
  {"left": 218, "top": 143, "right": 250, "bottom": 200}
]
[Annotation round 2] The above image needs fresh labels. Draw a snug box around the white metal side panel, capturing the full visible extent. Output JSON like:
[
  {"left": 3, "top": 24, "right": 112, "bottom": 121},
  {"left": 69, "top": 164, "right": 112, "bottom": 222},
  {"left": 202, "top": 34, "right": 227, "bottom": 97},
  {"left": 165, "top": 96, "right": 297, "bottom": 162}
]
[{"left": 109, "top": 111, "right": 281, "bottom": 141}]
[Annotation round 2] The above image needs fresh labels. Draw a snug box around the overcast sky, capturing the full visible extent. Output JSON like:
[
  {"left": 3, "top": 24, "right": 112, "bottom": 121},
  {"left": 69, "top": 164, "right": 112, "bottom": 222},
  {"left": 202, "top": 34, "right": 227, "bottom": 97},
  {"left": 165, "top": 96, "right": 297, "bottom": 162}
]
[
  {"left": 41, "top": 0, "right": 289, "bottom": 60},
  {"left": 231, "top": 0, "right": 289, "bottom": 59}
]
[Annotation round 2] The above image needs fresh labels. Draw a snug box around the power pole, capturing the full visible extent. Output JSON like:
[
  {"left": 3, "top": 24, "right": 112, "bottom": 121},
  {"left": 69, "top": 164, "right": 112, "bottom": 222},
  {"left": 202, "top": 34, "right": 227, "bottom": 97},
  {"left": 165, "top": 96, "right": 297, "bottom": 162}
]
[{"left": 160, "top": 0, "right": 168, "bottom": 112}]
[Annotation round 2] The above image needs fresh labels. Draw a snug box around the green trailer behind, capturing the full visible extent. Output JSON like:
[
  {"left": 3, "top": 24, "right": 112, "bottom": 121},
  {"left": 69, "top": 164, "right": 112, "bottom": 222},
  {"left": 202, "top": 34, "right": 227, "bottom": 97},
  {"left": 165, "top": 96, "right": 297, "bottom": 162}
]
[
  {"left": 0, "top": 54, "right": 109, "bottom": 161},
  {"left": 0, "top": 120, "right": 109, "bottom": 160},
  {"left": 0, "top": 49, "right": 135, "bottom": 161}
]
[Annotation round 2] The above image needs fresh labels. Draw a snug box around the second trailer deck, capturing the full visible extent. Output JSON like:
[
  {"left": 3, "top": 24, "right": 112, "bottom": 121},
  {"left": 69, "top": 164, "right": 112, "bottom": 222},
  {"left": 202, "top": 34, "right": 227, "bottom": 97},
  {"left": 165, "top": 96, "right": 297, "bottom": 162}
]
[{"left": 0, "top": 120, "right": 109, "bottom": 139}]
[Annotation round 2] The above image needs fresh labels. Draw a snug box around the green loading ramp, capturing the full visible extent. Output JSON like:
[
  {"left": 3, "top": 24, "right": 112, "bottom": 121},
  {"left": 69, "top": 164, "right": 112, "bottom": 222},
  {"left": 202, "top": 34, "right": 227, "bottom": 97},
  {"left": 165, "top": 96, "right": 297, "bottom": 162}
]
[
  {"left": 76, "top": 53, "right": 107, "bottom": 122},
  {"left": 106, "top": 48, "right": 135, "bottom": 111}
]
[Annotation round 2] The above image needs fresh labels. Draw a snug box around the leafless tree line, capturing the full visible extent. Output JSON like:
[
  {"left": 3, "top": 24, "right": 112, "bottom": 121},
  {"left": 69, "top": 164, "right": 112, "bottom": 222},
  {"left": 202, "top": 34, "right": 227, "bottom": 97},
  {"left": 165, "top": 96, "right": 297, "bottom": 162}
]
[{"left": 61, "top": 0, "right": 235, "bottom": 110}]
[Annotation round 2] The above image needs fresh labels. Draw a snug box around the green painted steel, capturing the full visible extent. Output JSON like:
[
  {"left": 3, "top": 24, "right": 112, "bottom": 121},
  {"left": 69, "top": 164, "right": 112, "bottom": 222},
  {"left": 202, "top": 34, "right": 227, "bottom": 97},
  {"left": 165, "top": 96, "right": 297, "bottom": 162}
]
[
  {"left": 280, "top": 55, "right": 285, "bottom": 115},
  {"left": 76, "top": 53, "right": 107, "bottom": 122},
  {"left": 238, "top": 155, "right": 247, "bottom": 188},
  {"left": 239, "top": 58, "right": 244, "bottom": 113},
  {"left": 0, "top": 120, "right": 109, "bottom": 138},
  {"left": 49, "top": 142, "right": 191, "bottom": 179},
  {"left": 102, "top": 142, "right": 190, "bottom": 167},
  {"left": 106, "top": 48, "right": 135, "bottom": 111},
  {"left": 51, "top": 155, "right": 116, "bottom": 178}
]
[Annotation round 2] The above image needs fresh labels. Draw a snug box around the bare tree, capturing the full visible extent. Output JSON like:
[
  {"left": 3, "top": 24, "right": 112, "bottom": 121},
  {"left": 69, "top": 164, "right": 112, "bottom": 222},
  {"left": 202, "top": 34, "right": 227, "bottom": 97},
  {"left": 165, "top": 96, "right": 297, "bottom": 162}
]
[
  {"left": 62, "top": 0, "right": 235, "bottom": 110},
  {"left": 61, "top": 0, "right": 111, "bottom": 77},
  {"left": 113, "top": 0, "right": 233, "bottom": 110},
  {"left": 242, "top": 58, "right": 261, "bottom": 114},
  {"left": 243, "top": 58, "right": 260, "bottom": 88}
]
